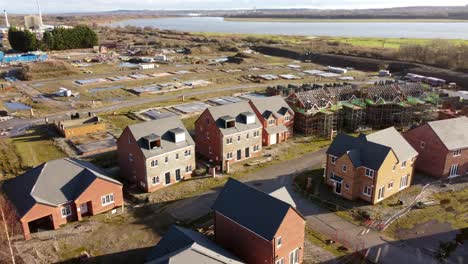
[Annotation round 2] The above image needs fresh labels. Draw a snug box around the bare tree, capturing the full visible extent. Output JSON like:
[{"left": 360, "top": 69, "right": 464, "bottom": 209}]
[{"left": 0, "top": 195, "right": 17, "bottom": 264}]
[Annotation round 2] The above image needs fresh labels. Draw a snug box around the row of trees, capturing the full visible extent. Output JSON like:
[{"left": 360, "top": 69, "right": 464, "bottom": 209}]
[{"left": 8, "top": 25, "right": 98, "bottom": 52}]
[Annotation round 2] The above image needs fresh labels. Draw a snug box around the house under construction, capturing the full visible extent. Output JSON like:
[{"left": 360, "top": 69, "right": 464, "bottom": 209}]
[{"left": 282, "top": 81, "right": 436, "bottom": 138}]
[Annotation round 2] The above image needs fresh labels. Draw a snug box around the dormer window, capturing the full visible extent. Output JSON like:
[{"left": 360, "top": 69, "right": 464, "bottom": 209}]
[
  {"left": 144, "top": 134, "right": 161, "bottom": 150},
  {"left": 240, "top": 112, "right": 255, "bottom": 125},
  {"left": 227, "top": 120, "right": 236, "bottom": 128},
  {"left": 220, "top": 116, "right": 236, "bottom": 129},
  {"left": 169, "top": 128, "right": 186, "bottom": 143},
  {"left": 150, "top": 139, "right": 161, "bottom": 149}
]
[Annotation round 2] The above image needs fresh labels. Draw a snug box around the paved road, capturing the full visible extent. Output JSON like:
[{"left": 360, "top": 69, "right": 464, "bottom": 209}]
[{"left": 167, "top": 148, "right": 437, "bottom": 264}]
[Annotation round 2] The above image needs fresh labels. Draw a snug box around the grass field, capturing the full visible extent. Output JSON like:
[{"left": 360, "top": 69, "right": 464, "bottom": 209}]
[{"left": 324, "top": 37, "right": 468, "bottom": 49}]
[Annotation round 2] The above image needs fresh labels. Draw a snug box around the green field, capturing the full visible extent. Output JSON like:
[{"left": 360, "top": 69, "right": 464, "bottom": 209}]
[{"left": 323, "top": 37, "right": 468, "bottom": 49}]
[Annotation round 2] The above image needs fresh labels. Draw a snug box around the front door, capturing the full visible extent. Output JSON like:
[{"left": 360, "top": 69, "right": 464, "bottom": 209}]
[
  {"left": 245, "top": 147, "right": 250, "bottom": 158},
  {"left": 175, "top": 169, "right": 181, "bottom": 181},
  {"left": 165, "top": 172, "right": 171, "bottom": 184},
  {"left": 237, "top": 150, "right": 242, "bottom": 160},
  {"left": 335, "top": 182, "right": 342, "bottom": 194},
  {"left": 80, "top": 203, "right": 89, "bottom": 215},
  {"left": 269, "top": 133, "right": 277, "bottom": 145}
]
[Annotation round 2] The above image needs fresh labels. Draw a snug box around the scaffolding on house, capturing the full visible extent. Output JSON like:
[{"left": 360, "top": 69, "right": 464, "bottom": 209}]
[{"left": 339, "top": 99, "right": 367, "bottom": 132}]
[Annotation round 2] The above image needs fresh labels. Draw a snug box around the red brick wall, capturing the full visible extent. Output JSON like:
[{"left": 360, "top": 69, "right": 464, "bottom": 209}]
[
  {"left": 76, "top": 178, "right": 123, "bottom": 215},
  {"left": 274, "top": 208, "right": 305, "bottom": 264},
  {"left": 117, "top": 128, "right": 148, "bottom": 189},
  {"left": 195, "top": 110, "right": 222, "bottom": 163},
  {"left": 215, "top": 212, "right": 274, "bottom": 264},
  {"left": 404, "top": 124, "right": 451, "bottom": 178},
  {"left": 61, "top": 123, "right": 107, "bottom": 138}
]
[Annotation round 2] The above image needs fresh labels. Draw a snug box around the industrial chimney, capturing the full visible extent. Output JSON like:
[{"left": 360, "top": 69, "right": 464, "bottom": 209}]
[
  {"left": 3, "top": 10, "right": 9, "bottom": 28},
  {"left": 36, "top": 0, "right": 43, "bottom": 27}
]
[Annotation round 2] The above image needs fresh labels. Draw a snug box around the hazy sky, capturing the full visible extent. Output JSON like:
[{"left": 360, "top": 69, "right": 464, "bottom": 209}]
[{"left": 3, "top": 0, "right": 468, "bottom": 13}]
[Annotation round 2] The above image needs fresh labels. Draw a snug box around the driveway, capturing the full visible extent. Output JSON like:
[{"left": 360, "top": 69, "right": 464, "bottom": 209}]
[{"left": 167, "top": 148, "right": 437, "bottom": 264}]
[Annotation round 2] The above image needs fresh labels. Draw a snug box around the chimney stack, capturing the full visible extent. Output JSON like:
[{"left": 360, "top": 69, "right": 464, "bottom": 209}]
[{"left": 4, "top": 10, "right": 9, "bottom": 28}]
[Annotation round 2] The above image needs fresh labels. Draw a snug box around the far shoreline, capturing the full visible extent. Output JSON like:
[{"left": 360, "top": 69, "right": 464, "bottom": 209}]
[{"left": 223, "top": 17, "right": 468, "bottom": 23}]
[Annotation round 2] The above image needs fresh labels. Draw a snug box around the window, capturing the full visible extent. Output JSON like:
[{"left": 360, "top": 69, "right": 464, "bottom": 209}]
[
  {"left": 453, "top": 149, "right": 462, "bottom": 157},
  {"left": 101, "top": 193, "right": 115, "bottom": 206},
  {"left": 246, "top": 133, "right": 250, "bottom": 139},
  {"left": 284, "top": 115, "right": 291, "bottom": 121},
  {"left": 165, "top": 156, "right": 169, "bottom": 163},
  {"left": 186, "top": 165, "right": 193, "bottom": 173},
  {"left": 276, "top": 258, "right": 284, "bottom": 264},
  {"left": 363, "top": 186, "right": 372, "bottom": 197},
  {"left": 365, "top": 168, "right": 374, "bottom": 178},
  {"left": 268, "top": 119, "right": 275, "bottom": 126},
  {"left": 128, "top": 153, "right": 133, "bottom": 162},
  {"left": 276, "top": 236, "right": 282, "bottom": 248},
  {"left": 400, "top": 175, "right": 409, "bottom": 189},
  {"left": 226, "top": 152, "right": 233, "bottom": 160},
  {"left": 289, "top": 248, "right": 299, "bottom": 264},
  {"left": 401, "top": 161, "right": 407, "bottom": 169},
  {"left": 330, "top": 155, "right": 338, "bottom": 164},
  {"left": 378, "top": 186, "right": 385, "bottom": 200},
  {"left": 226, "top": 138, "right": 233, "bottom": 144},
  {"left": 238, "top": 135, "right": 241, "bottom": 142},
  {"left": 61, "top": 205, "right": 72, "bottom": 218},
  {"left": 176, "top": 153, "right": 179, "bottom": 160},
  {"left": 150, "top": 160, "right": 158, "bottom": 167},
  {"left": 344, "top": 183, "right": 350, "bottom": 190},
  {"left": 388, "top": 181, "right": 394, "bottom": 190},
  {"left": 254, "top": 131, "right": 260, "bottom": 137},
  {"left": 420, "top": 141, "right": 425, "bottom": 149},
  {"left": 185, "top": 149, "right": 192, "bottom": 157},
  {"left": 253, "top": 145, "right": 260, "bottom": 152},
  {"left": 392, "top": 164, "right": 396, "bottom": 172},
  {"left": 152, "top": 176, "right": 160, "bottom": 185},
  {"left": 342, "top": 165, "right": 347, "bottom": 172},
  {"left": 449, "top": 164, "right": 459, "bottom": 177}
]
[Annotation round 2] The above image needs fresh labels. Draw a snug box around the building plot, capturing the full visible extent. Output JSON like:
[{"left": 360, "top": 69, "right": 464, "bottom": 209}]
[
  {"left": 172, "top": 102, "right": 211, "bottom": 114},
  {"left": 74, "top": 78, "right": 108, "bottom": 86}
]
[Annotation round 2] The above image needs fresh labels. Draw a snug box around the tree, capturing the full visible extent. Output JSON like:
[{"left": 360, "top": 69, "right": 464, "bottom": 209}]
[
  {"left": 8, "top": 27, "right": 39, "bottom": 52},
  {"left": 0, "top": 195, "right": 19, "bottom": 264}
]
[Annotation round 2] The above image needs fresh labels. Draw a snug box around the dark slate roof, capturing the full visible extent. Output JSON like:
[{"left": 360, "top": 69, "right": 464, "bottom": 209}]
[
  {"left": 3, "top": 158, "right": 122, "bottom": 218},
  {"left": 145, "top": 225, "right": 244, "bottom": 264},
  {"left": 326, "top": 133, "right": 391, "bottom": 171},
  {"left": 126, "top": 116, "right": 195, "bottom": 159},
  {"left": 212, "top": 178, "right": 302, "bottom": 241}
]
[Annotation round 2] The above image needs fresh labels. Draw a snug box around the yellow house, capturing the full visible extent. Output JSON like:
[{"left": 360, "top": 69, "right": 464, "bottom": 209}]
[{"left": 325, "top": 127, "right": 418, "bottom": 204}]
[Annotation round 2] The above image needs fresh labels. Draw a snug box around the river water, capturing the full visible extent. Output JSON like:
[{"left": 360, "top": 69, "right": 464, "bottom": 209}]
[{"left": 110, "top": 17, "right": 468, "bottom": 39}]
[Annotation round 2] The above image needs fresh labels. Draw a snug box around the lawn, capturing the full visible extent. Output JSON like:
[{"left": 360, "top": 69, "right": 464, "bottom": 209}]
[
  {"left": 325, "top": 37, "right": 468, "bottom": 49},
  {"left": 0, "top": 126, "right": 66, "bottom": 178}
]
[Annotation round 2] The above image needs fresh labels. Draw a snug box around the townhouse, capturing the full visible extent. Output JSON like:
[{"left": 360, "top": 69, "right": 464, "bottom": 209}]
[
  {"left": 249, "top": 96, "right": 294, "bottom": 146},
  {"left": 212, "top": 178, "right": 305, "bottom": 264},
  {"left": 117, "top": 116, "right": 196, "bottom": 192},
  {"left": 195, "top": 101, "right": 263, "bottom": 172},
  {"left": 404, "top": 116, "right": 468, "bottom": 178},
  {"left": 326, "top": 127, "right": 418, "bottom": 204},
  {"left": 4, "top": 158, "right": 123, "bottom": 240}
]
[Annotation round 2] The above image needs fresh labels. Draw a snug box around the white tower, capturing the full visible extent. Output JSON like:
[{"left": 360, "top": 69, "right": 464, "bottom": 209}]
[
  {"left": 36, "top": 0, "right": 43, "bottom": 27},
  {"left": 4, "top": 10, "right": 9, "bottom": 28}
]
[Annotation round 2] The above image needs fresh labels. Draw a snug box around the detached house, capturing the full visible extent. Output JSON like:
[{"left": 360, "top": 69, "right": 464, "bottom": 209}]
[
  {"left": 212, "top": 178, "right": 305, "bottom": 264},
  {"left": 249, "top": 96, "right": 294, "bottom": 146},
  {"left": 145, "top": 225, "right": 244, "bottom": 264},
  {"left": 4, "top": 158, "right": 123, "bottom": 240},
  {"left": 195, "top": 102, "right": 263, "bottom": 172},
  {"left": 326, "top": 127, "right": 418, "bottom": 204},
  {"left": 404, "top": 116, "right": 468, "bottom": 178},
  {"left": 118, "top": 116, "right": 196, "bottom": 192}
]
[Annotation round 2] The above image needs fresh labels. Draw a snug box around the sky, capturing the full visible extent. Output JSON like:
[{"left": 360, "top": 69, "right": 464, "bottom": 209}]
[{"left": 2, "top": 0, "right": 468, "bottom": 13}]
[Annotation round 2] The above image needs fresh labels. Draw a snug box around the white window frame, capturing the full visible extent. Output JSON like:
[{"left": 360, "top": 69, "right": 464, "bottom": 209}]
[
  {"left": 365, "top": 168, "right": 374, "bottom": 178},
  {"left": 226, "top": 138, "right": 233, "bottom": 145},
  {"left": 401, "top": 161, "right": 407, "bottom": 169},
  {"left": 453, "top": 149, "right": 462, "bottom": 157},
  {"left": 268, "top": 119, "right": 275, "bottom": 126},
  {"left": 392, "top": 164, "right": 396, "bottom": 172},
  {"left": 152, "top": 176, "right": 160, "bottom": 185},
  {"left": 400, "top": 174, "right": 409, "bottom": 189},
  {"left": 61, "top": 205, "right": 72, "bottom": 218},
  {"left": 226, "top": 152, "right": 233, "bottom": 160},
  {"left": 101, "top": 193, "right": 115, "bottom": 206},
  {"left": 128, "top": 153, "right": 133, "bottom": 162},
  {"left": 377, "top": 186, "right": 385, "bottom": 201},
  {"left": 289, "top": 248, "right": 299, "bottom": 264},
  {"left": 165, "top": 156, "right": 169, "bottom": 164},
  {"left": 185, "top": 149, "right": 192, "bottom": 157},
  {"left": 150, "top": 159, "right": 158, "bottom": 167},
  {"left": 342, "top": 165, "right": 347, "bottom": 173},
  {"left": 175, "top": 153, "right": 179, "bottom": 160},
  {"left": 420, "top": 141, "right": 425, "bottom": 149},
  {"left": 275, "top": 258, "right": 284, "bottom": 264},
  {"left": 330, "top": 155, "right": 338, "bottom": 164},
  {"left": 344, "top": 183, "right": 350, "bottom": 190},
  {"left": 388, "top": 181, "right": 394, "bottom": 190},
  {"left": 449, "top": 164, "right": 459, "bottom": 177},
  {"left": 363, "top": 186, "right": 372, "bottom": 197},
  {"left": 276, "top": 236, "right": 282, "bottom": 248}
]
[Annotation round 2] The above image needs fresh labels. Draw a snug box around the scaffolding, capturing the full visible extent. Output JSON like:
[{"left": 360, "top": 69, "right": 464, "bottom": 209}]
[{"left": 339, "top": 99, "right": 367, "bottom": 132}]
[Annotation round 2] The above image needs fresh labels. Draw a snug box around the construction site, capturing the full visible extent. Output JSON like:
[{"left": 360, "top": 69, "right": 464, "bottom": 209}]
[{"left": 278, "top": 81, "right": 438, "bottom": 138}]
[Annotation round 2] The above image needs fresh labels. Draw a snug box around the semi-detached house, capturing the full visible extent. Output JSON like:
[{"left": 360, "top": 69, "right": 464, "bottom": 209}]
[
  {"left": 326, "top": 127, "right": 418, "bottom": 204},
  {"left": 195, "top": 101, "right": 263, "bottom": 172},
  {"left": 118, "top": 116, "right": 196, "bottom": 193}
]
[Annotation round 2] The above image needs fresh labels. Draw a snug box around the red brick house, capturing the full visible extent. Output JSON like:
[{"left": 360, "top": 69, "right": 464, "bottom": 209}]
[
  {"left": 404, "top": 116, "right": 468, "bottom": 178},
  {"left": 212, "top": 178, "right": 305, "bottom": 264},
  {"left": 195, "top": 102, "right": 263, "bottom": 172},
  {"left": 3, "top": 158, "right": 123, "bottom": 240},
  {"left": 249, "top": 96, "right": 294, "bottom": 146},
  {"left": 117, "top": 116, "right": 196, "bottom": 192}
]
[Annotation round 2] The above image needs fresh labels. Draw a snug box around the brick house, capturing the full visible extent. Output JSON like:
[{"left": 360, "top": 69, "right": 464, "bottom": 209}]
[
  {"left": 117, "top": 116, "right": 196, "bottom": 192},
  {"left": 195, "top": 102, "right": 263, "bottom": 172},
  {"left": 56, "top": 116, "right": 106, "bottom": 138},
  {"left": 249, "top": 96, "right": 294, "bottom": 146},
  {"left": 3, "top": 158, "right": 123, "bottom": 240},
  {"left": 145, "top": 225, "right": 244, "bottom": 263},
  {"left": 404, "top": 116, "right": 468, "bottom": 178},
  {"left": 325, "top": 127, "right": 418, "bottom": 204},
  {"left": 212, "top": 178, "right": 305, "bottom": 264}
]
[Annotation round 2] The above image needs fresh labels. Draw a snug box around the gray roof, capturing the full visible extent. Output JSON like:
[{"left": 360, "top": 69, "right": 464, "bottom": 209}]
[
  {"left": 366, "top": 127, "right": 418, "bottom": 162},
  {"left": 4, "top": 158, "right": 122, "bottom": 218},
  {"left": 250, "top": 96, "right": 293, "bottom": 120},
  {"left": 126, "top": 116, "right": 195, "bottom": 159},
  {"left": 327, "top": 133, "right": 391, "bottom": 171},
  {"left": 145, "top": 225, "right": 244, "bottom": 264},
  {"left": 265, "top": 124, "right": 289, "bottom": 135},
  {"left": 207, "top": 102, "right": 262, "bottom": 136},
  {"left": 269, "top": 187, "right": 297, "bottom": 208},
  {"left": 212, "top": 178, "right": 303, "bottom": 241},
  {"left": 427, "top": 116, "right": 468, "bottom": 150}
]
